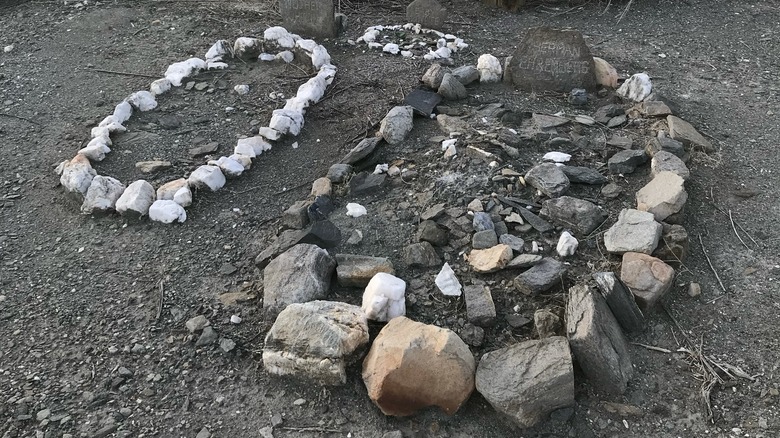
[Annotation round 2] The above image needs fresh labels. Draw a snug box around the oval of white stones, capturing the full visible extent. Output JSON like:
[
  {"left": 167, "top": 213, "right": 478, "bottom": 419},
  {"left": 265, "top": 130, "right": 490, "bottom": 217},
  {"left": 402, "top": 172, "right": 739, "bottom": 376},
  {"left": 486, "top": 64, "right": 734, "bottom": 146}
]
[{"left": 55, "top": 26, "right": 337, "bottom": 224}]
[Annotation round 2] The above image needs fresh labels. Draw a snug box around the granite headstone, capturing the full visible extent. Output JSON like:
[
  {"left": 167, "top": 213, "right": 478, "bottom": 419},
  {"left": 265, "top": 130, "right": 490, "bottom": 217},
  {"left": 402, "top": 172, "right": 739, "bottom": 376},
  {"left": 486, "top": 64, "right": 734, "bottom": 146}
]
[
  {"left": 510, "top": 27, "right": 597, "bottom": 92},
  {"left": 280, "top": 0, "right": 338, "bottom": 38},
  {"left": 406, "top": 0, "right": 447, "bottom": 30}
]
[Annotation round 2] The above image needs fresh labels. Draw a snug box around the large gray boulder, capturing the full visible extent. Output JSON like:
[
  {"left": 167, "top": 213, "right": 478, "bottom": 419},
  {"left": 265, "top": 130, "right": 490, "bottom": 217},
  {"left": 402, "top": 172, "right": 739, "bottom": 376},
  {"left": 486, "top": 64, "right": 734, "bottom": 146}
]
[{"left": 263, "top": 244, "right": 336, "bottom": 317}]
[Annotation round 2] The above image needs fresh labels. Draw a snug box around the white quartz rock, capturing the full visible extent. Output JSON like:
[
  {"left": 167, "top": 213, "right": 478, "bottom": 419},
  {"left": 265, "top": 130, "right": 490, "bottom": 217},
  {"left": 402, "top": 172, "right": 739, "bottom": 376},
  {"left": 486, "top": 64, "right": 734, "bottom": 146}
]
[
  {"left": 115, "top": 180, "right": 156, "bottom": 217},
  {"left": 258, "top": 127, "right": 282, "bottom": 141},
  {"left": 229, "top": 153, "right": 252, "bottom": 169},
  {"left": 259, "top": 53, "right": 276, "bottom": 62},
  {"left": 617, "top": 72, "right": 653, "bottom": 102},
  {"left": 264, "top": 26, "right": 298, "bottom": 48},
  {"left": 126, "top": 90, "right": 158, "bottom": 111},
  {"left": 207, "top": 61, "right": 228, "bottom": 70},
  {"left": 149, "top": 200, "right": 187, "bottom": 224},
  {"left": 296, "top": 38, "right": 318, "bottom": 52},
  {"left": 556, "top": 231, "right": 579, "bottom": 257},
  {"left": 543, "top": 151, "right": 572, "bottom": 163},
  {"left": 361, "top": 273, "right": 406, "bottom": 322},
  {"left": 150, "top": 78, "right": 172, "bottom": 96},
  {"left": 383, "top": 43, "right": 400, "bottom": 55},
  {"left": 269, "top": 109, "right": 304, "bottom": 136},
  {"left": 477, "top": 54, "right": 502, "bottom": 83},
  {"left": 112, "top": 101, "right": 133, "bottom": 124},
  {"left": 233, "top": 84, "right": 250, "bottom": 95},
  {"left": 60, "top": 155, "right": 96, "bottom": 197},
  {"left": 208, "top": 156, "right": 244, "bottom": 178},
  {"left": 80, "top": 175, "right": 125, "bottom": 214},
  {"left": 309, "top": 45, "right": 331, "bottom": 70},
  {"left": 205, "top": 40, "right": 229, "bottom": 61},
  {"left": 164, "top": 58, "right": 206, "bottom": 87},
  {"left": 188, "top": 165, "right": 226, "bottom": 191},
  {"left": 435, "top": 263, "right": 462, "bottom": 296},
  {"left": 236, "top": 136, "right": 272, "bottom": 157},
  {"left": 90, "top": 126, "right": 112, "bottom": 142},
  {"left": 276, "top": 50, "right": 294, "bottom": 63},
  {"left": 346, "top": 203, "right": 367, "bottom": 218},
  {"left": 173, "top": 186, "right": 192, "bottom": 207},
  {"left": 78, "top": 139, "right": 111, "bottom": 162}
]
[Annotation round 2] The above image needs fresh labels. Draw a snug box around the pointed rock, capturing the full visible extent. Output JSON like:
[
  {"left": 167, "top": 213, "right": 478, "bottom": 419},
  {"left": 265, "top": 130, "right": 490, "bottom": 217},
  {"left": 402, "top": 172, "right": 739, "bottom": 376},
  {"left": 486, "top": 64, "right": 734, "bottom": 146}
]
[{"left": 263, "top": 244, "right": 336, "bottom": 318}]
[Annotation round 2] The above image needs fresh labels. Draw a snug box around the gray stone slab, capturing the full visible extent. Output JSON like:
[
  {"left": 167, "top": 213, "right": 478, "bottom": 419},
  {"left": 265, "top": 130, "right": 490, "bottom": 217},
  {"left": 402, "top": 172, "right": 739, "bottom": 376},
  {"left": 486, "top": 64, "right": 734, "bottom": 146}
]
[
  {"left": 463, "top": 285, "right": 497, "bottom": 326},
  {"left": 280, "top": 0, "right": 338, "bottom": 38},
  {"left": 592, "top": 272, "right": 645, "bottom": 333},
  {"left": 406, "top": 0, "right": 447, "bottom": 30}
]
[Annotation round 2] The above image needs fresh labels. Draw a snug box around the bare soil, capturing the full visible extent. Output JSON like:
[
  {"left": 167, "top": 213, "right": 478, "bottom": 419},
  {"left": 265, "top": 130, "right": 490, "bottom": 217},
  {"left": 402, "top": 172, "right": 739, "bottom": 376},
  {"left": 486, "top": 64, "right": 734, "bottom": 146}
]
[{"left": 1, "top": 1, "right": 779, "bottom": 437}]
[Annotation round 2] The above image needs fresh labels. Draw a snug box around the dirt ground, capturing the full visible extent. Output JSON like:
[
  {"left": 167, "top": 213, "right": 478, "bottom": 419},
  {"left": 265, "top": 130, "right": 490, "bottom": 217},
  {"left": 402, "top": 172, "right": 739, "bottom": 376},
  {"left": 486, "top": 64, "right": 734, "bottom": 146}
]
[{"left": 1, "top": 0, "right": 779, "bottom": 437}]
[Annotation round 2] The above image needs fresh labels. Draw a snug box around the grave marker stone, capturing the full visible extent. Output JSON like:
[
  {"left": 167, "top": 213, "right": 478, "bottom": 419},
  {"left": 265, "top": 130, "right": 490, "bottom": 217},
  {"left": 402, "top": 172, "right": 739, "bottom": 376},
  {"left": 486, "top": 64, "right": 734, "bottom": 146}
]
[
  {"left": 280, "top": 0, "right": 338, "bottom": 38},
  {"left": 509, "top": 27, "right": 597, "bottom": 92},
  {"left": 406, "top": 0, "right": 447, "bottom": 30}
]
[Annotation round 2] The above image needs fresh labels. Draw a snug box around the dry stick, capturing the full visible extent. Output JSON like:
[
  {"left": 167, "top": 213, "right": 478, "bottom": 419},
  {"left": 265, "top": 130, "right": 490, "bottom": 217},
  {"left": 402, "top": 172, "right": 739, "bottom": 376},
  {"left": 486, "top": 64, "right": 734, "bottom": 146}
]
[
  {"left": 279, "top": 426, "right": 343, "bottom": 434},
  {"left": 617, "top": 0, "right": 634, "bottom": 23},
  {"left": 632, "top": 342, "right": 672, "bottom": 354},
  {"left": 728, "top": 209, "right": 750, "bottom": 250},
  {"left": 88, "top": 68, "right": 159, "bottom": 79},
  {"left": 698, "top": 233, "right": 727, "bottom": 293},
  {"left": 0, "top": 112, "right": 40, "bottom": 125},
  {"left": 156, "top": 279, "right": 164, "bottom": 321}
]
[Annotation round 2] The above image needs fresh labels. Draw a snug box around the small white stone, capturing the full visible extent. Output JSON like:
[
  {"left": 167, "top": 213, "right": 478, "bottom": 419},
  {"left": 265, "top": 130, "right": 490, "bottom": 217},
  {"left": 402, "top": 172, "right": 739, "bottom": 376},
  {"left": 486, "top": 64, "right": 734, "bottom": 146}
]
[
  {"left": 263, "top": 26, "right": 297, "bottom": 48},
  {"left": 617, "top": 72, "right": 653, "bottom": 102},
  {"left": 148, "top": 200, "right": 187, "bottom": 224},
  {"left": 259, "top": 53, "right": 276, "bottom": 62},
  {"left": 164, "top": 58, "right": 206, "bottom": 87},
  {"left": 236, "top": 136, "right": 271, "bottom": 156},
  {"left": 477, "top": 54, "right": 502, "bottom": 83},
  {"left": 208, "top": 156, "right": 244, "bottom": 178},
  {"left": 229, "top": 153, "right": 252, "bottom": 170},
  {"left": 556, "top": 231, "right": 578, "bottom": 257},
  {"left": 346, "top": 203, "right": 367, "bottom": 218},
  {"left": 258, "top": 127, "right": 281, "bottom": 141},
  {"left": 205, "top": 40, "right": 229, "bottom": 61},
  {"left": 3, "top": 45, "right": 13, "bottom": 53},
  {"left": 276, "top": 51, "right": 294, "bottom": 63},
  {"left": 115, "top": 180, "right": 156, "bottom": 217},
  {"left": 373, "top": 164, "right": 388, "bottom": 174},
  {"left": 188, "top": 165, "right": 226, "bottom": 191},
  {"left": 126, "top": 90, "right": 157, "bottom": 111},
  {"left": 361, "top": 273, "right": 406, "bottom": 322},
  {"left": 112, "top": 101, "right": 133, "bottom": 124},
  {"left": 173, "top": 186, "right": 193, "bottom": 207},
  {"left": 234, "top": 84, "right": 250, "bottom": 95},
  {"left": 60, "top": 155, "right": 96, "bottom": 197},
  {"left": 543, "top": 151, "right": 572, "bottom": 163},
  {"left": 230, "top": 315, "right": 242, "bottom": 324},
  {"left": 81, "top": 175, "right": 125, "bottom": 214},
  {"left": 150, "top": 78, "right": 172, "bottom": 96},
  {"left": 233, "top": 37, "right": 262, "bottom": 58},
  {"left": 435, "top": 263, "right": 462, "bottom": 296},
  {"left": 382, "top": 43, "right": 400, "bottom": 55}
]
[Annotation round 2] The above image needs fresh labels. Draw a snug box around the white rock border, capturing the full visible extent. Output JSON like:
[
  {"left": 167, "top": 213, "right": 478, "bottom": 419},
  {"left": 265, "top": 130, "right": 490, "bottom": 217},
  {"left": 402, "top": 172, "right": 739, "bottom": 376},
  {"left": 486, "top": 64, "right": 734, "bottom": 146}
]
[
  {"left": 56, "top": 26, "right": 336, "bottom": 224},
  {"left": 354, "top": 23, "right": 468, "bottom": 61}
]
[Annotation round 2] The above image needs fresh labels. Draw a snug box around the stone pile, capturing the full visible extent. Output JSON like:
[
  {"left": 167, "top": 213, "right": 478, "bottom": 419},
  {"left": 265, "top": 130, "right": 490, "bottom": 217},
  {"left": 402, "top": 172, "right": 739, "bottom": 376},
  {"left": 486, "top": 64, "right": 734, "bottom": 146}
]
[{"left": 56, "top": 27, "right": 336, "bottom": 223}]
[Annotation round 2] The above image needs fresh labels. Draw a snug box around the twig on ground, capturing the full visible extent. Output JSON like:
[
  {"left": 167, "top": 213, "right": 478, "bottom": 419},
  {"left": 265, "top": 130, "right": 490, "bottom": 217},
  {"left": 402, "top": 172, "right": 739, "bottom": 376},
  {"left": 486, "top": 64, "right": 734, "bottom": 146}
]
[
  {"left": 617, "top": 0, "right": 634, "bottom": 23},
  {"left": 0, "top": 112, "right": 40, "bottom": 125},
  {"left": 156, "top": 279, "right": 164, "bottom": 321},
  {"left": 132, "top": 26, "right": 148, "bottom": 36},
  {"left": 728, "top": 209, "right": 750, "bottom": 250},
  {"left": 632, "top": 342, "right": 672, "bottom": 353},
  {"left": 278, "top": 426, "right": 344, "bottom": 433},
  {"left": 88, "top": 68, "right": 159, "bottom": 79},
  {"left": 273, "top": 179, "right": 316, "bottom": 196},
  {"left": 698, "top": 234, "right": 727, "bottom": 293}
]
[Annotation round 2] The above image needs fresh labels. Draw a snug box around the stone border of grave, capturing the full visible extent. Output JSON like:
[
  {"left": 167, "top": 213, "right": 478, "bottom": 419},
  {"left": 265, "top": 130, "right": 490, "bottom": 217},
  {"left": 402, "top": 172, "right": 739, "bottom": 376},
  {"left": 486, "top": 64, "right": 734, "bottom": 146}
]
[
  {"left": 354, "top": 23, "right": 468, "bottom": 61},
  {"left": 54, "top": 26, "right": 336, "bottom": 224},
  {"left": 251, "top": 38, "right": 725, "bottom": 428}
]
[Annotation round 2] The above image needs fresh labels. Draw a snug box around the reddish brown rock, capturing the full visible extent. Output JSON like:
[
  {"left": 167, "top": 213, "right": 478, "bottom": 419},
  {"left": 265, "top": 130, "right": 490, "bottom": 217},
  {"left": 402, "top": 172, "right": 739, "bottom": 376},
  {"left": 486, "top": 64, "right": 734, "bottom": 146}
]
[
  {"left": 362, "top": 317, "right": 476, "bottom": 416},
  {"left": 620, "top": 252, "right": 675, "bottom": 310}
]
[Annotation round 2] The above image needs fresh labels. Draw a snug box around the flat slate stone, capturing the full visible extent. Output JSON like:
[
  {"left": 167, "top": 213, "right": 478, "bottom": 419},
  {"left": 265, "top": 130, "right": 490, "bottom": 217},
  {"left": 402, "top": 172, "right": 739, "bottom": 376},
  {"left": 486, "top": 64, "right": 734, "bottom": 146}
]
[
  {"left": 608, "top": 149, "right": 647, "bottom": 174},
  {"left": 517, "top": 207, "right": 554, "bottom": 234},
  {"left": 592, "top": 272, "right": 645, "bottom": 333},
  {"left": 561, "top": 166, "right": 608, "bottom": 185},
  {"left": 349, "top": 172, "right": 387, "bottom": 195},
  {"left": 341, "top": 137, "right": 382, "bottom": 165},
  {"left": 667, "top": 115, "right": 713, "bottom": 152},
  {"left": 540, "top": 196, "right": 607, "bottom": 235},
  {"left": 603, "top": 208, "right": 662, "bottom": 254},
  {"left": 336, "top": 254, "right": 395, "bottom": 288},
  {"left": 510, "top": 27, "right": 597, "bottom": 92},
  {"left": 404, "top": 88, "right": 443, "bottom": 117},
  {"left": 566, "top": 283, "right": 633, "bottom": 395},
  {"left": 280, "top": 0, "right": 338, "bottom": 38},
  {"left": 513, "top": 258, "right": 566, "bottom": 295},
  {"left": 525, "top": 163, "right": 570, "bottom": 198},
  {"left": 463, "top": 285, "right": 497, "bottom": 326}
]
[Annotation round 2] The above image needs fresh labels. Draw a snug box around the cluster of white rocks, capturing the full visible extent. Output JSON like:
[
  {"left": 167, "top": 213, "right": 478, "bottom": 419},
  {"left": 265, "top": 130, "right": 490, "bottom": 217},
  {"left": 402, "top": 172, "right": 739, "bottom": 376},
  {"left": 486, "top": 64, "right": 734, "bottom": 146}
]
[
  {"left": 55, "top": 26, "right": 336, "bottom": 223},
  {"left": 354, "top": 23, "right": 468, "bottom": 61}
]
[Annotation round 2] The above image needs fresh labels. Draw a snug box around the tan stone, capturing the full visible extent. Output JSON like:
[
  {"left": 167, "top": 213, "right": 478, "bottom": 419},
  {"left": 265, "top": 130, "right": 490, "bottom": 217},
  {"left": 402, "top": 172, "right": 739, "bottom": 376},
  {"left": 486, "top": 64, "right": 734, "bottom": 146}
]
[
  {"left": 667, "top": 115, "right": 713, "bottom": 152},
  {"left": 620, "top": 252, "right": 675, "bottom": 310},
  {"left": 362, "top": 317, "right": 476, "bottom": 416},
  {"left": 468, "top": 244, "right": 513, "bottom": 273},
  {"left": 636, "top": 171, "right": 687, "bottom": 222},
  {"left": 310, "top": 177, "right": 332, "bottom": 198},
  {"left": 593, "top": 57, "right": 618, "bottom": 88}
]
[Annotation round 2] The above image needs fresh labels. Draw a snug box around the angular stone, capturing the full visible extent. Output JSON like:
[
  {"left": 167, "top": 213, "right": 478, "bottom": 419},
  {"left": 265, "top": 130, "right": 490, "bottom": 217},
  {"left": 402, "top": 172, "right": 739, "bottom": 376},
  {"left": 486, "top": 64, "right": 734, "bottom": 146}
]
[
  {"left": 135, "top": 160, "right": 172, "bottom": 173},
  {"left": 607, "top": 135, "right": 633, "bottom": 149},
  {"left": 379, "top": 106, "right": 414, "bottom": 145},
  {"left": 517, "top": 208, "right": 555, "bottom": 233},
  {"left": 472, "top": 211, "right": 495, "bottom": 232},
  {"left": 307, "top": 195, "right": 334, "bottom": 223},
  {"left": 592, "top": 272, "right": 645, "bottom": 333},
  {"left": 653, "top": 223, "right": 689, "bottom": 265},
  {"left": 641, "top": 100, "right": 672, "bottom": 117},
  {"left": 667, "top": 115, "right": 713, "bottom": 152},
  {"left": 263, "top": 301, "right": 369, "bottom": 385},
  {"left": 327, "top": 163, "right": 353, "bottom": 183},
  {"left": 310, "top": 177, "right": 332, "bottom": 197},
  {"left": 532, "top": 113, "right": 569, "bottom": 130},
  {"left": 594, "top": 104, "right": 624, "bottom": 124},
  {"left": 645, "top": 136, "right": 686, "bottom": 159},
  {"left": 636, "top": 171, "right": 688, "bottom": 222},
  {"left": 336, "top": 254, "right": 395, "bottom": 288},
  {"left": 556, "top": 231, "right": 578, "bottom": 257},
  {"left": 436, "top": 114, "right": 469, "bottom": 135},
  {"left": 362, "top": 273, "right": 406, "bottom": 322},
  {"left": 651, "top": 151, "right": 690, "bottom": 180},
  {"left": 196, "top": 326, "right": 218, "bottom": 346},
  {"left": 420, "top": 203, "right": 446, "bottom": 220},
  {"left": 438, "top": 73, "right": 467, "bottom": 100},
  {"left": 189, "top": 141, "right": 219, "bottom": 157},
  {"left": 603, "top": 209, "right": 662, "bottom": 254},
  {"left": 403, "top": 89, "right": 442, "bottom": 117},
  {"left": 476, "top": 337, "right": 574, "bottom": 428},
  {"left": 402, "top": 242, "right": 441, "bottom": 268},
  {"left": 451, "top": 65, "right": 480, "bottom": 85},
  {"left": 463, "top": 285, "right": 496, "bottom": 326},
  {"left": 341, "top": 137, "right": 382, "bottom": 165},
  {"left": 416, "top": 220, "right": 448, "bottom": 246},
  {"left": 469, "top": 244, "right": 513, "bottom": 273},
  {"left": 513, "top": 258, "right": 566, "bottom": 295},
  {"left": 81, "top": 176, "right": 125, "bottom": 214},
  {"left": 601, "top": 182, "right": 622, "bottom": 199},
  {"left": 525, "top": 163, "right": 570, "bottom": 198},
  {"left": 499, "top": 234, "right": 525, "bottom": 253},
  {"left": 185, "top": 315, "right": 210, "bottom": 333},
  {"left": 362, "top": 317, "right": 476, "bottom": 416},
  {"left": 607, "top": 114, "right": 627, "bottom": 128},
  {"left": 421, "top": 63, "right": 446, "bottom": 89},
  {"left": 608, "top": 149, "right": 647, "bottom": 174},
  {"left": 566, "top": 283, "right": 633, "bottom": 395},
  {"left": 620, "top": 252, "right": 674, "bottom": 311},
  {"left": 534, "top": 309, "right": 561, "bottom": 338},
  {"left": 460, "top": 323, "right": 485, "bottom": 347},
  {"left": 507, "top": 254, "right": 543, "bottom": 269},
  {"left": 472, "top": 230, "right": 498, "bottom": 249},
  {"left": 616, "top": 72, "right": 652, "bottom": 102},
  {"left": 280, "top": 0, "right": 337, "bottom": 38},
  {"left": 115, "top": 180, "right": 156, "bottom": 218},
  {"left": 406, "top": 0, "right": 446, "bottom": 30},
  {"left": 477, "top": 54, "right": 502, "bottom": 83},
  {"left": 350, "top": 172, "right": 387, "bottom": 195},
  {"left": 263, "top": 244, "right": 336, "bottom": 317},
  {"left": 540, "top": 196, "right": 607, "bottom": 235},
  {"left": 510, "top": 27, "right": 597, "bottom": 92},
  {"left": 561, "top": 166, "right": 608, "bottom": 185},
  {"left": 283, "top": 200, "right": 312, "bottom": 230}
]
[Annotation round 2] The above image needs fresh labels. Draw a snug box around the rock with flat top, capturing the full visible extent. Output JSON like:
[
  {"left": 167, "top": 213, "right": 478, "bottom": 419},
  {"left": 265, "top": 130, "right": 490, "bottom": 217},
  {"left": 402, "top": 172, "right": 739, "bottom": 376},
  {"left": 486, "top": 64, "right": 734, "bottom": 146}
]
[
  {"left": 540, "top": 196, "right": 606, "bottom": 235},
  {"left": 336, "top": 254, "right": 394, "bottom": 288},
  {"left": 667, "top": 115, "right": 713, "bottom": 152},
  {"left": 469, "top": 244, "right": 513, "bottom": 273},
  {"left": 464, "top": 285, "right": 496, "bottom": 326},
  {"left": 636, "top": 171, "right": 687, "bottom": 222},
  {"left": 115, "top": 180, "right": 155, "bottom": 218},
  {"left": 620, "top": 252, "right": 674, "bottom": 311},
  {"left": 651, "top": 151, "right": 690, "bottom": 180},
  {"left": 513, "top": 258, "right": 566, "bottom": 295},
  {"left": 603, "top": 209, "right": 662, "bottom": 254},
  {"left": 379, "top": 106, "right": 414, "bottom": 145},
  {"left": 525, "top": 163, "right": 570, "bottom": 198},
  {"left": 361, "top": 273, "right": 406, "bottom": 322},
  {"left": 81, "top": 176, "right": 125, "bottom": 214},
  {"left": 592, "top": 272, "right": 644, "bottom": 333},
  {"left": 263, "top": 244, "right": 336, "bottom": 318}
]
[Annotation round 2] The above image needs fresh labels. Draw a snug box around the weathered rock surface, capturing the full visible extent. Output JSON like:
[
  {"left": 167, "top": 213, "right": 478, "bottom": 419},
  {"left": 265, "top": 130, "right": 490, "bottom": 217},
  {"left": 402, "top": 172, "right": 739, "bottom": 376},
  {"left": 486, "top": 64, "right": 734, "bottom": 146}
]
[
  {"left": 540, "top": 196, "right": 607, "bottom": 235},
  {"left": 667, "top": 115, "right": 713, "bottom": 152},
  {"left": 81, "top": 176, "right": 125, "bottom": 214},
  {"left": 561, "top": 166, "right": 608, "bottom": 185},
  {"left": 566, "top": 283, "right": 633, "bottom": 395},
  {"left": 416, "top": 220, "right": 448, "bottom": 246},
  {"left": 336, "top": 254, "right": 394, "bottom": 288},
  {"left": 263, "top": 301, "right": 369, "bottom": 385},
  {"left": 463, "top": 284, "right": 496, "bottom": 326},
  {"left": 592, "top": 272, "right": 645, "bottom": 333},
  {"left": 469, "top": 244, "right": 513, "bottom": 273},
  {"left": 616, "top": 72, "right": 652, "bottom": 102},
  {"left": 422, "top": 63, "right": 446, "bottom": 89},
  {"left": 646, "top": 135, "right": 686, "bottom": 159},
  {"left": 402, "top": 242, "right": 441, "bottom": 268},
  {"left": 361, "top": 273, "right": 406, "bottom": 322},
  {"left": 263, "top": 244, "right": 336, "bottom": 317},
  {"left": 636, "top": 171, "right": 688, "bottom": 222},
  {"left": 362, "top": 317, "right": 476, "bottom": 416},
  {"left": 510, "top": 27, "right": 597, "bottom": 91},
  {"left": 608, "top": 149, "right": 647, "bottom": 174},
  {"left": 451, "top": 65, "right": 480, "bottom": 85},
  {"left": 534, "top": 309, "right": 562, "bottom": 338},
  {"left": 115, "top": 180, "right": 155, "bottom": 218},
  {"left": 379, "top": 106, "right": 414, "bottom": 145},
  {"left": 653, "top": 223, "right": 689, "bottom": 265},
  {"left": 620, "top": 252, "right": 674, "bottom": 310},
  {"left": 603, "top": 209, "right": 662, "bottom": 254},
  {"left": 651, "top": 150, "right": 690, "bottom": 180},
  {"left": 556, "top": 231, "right": 578, "bottom": 257},
  {"left": 525, "top": 163, "right": 570, "bottom": 198},
  {"left": 472, "top": 230, "right": 498, "bottom": 249},
  {"left": 514, "top": 258, "right": 567, "bottom": 295},
  {"left": 476, "top": 337, "right": 574, "bottom": 428},
  {"left": 438, "top": 73, "right": 468, "bottom": 100},
  {"left": 341, "top": 137, "right": 382, "bottom": 165},
  {"left": 593, "top": 57, "right": 618, "bottom": 88}
]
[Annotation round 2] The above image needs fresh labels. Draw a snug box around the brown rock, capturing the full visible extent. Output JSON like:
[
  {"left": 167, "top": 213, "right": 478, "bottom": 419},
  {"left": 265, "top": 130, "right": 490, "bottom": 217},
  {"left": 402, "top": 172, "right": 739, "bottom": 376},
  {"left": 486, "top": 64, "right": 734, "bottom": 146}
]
[
  {"left": 620, "top": 252, "right": 675, "bottom": 310},
  {"left": 593, "top": 57, "right": 618, "bottom": 88},
  {"left": 468, "top": 244, "right": 513, "bottom": 273},
  {"left": 335, "top": 254, "right": 395, "bottom": 288},
  {"left": 636, "top": 171, "right": 688, "bottom": 222},
  {"left": 310, "top": 177, "right": 332, "bottom": 198},
  {"left": 667, "top": 115, "right": 714, "bottom": 152},
  {"left": 362, "top": 317, "right": 476, "bottom": 416}
]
